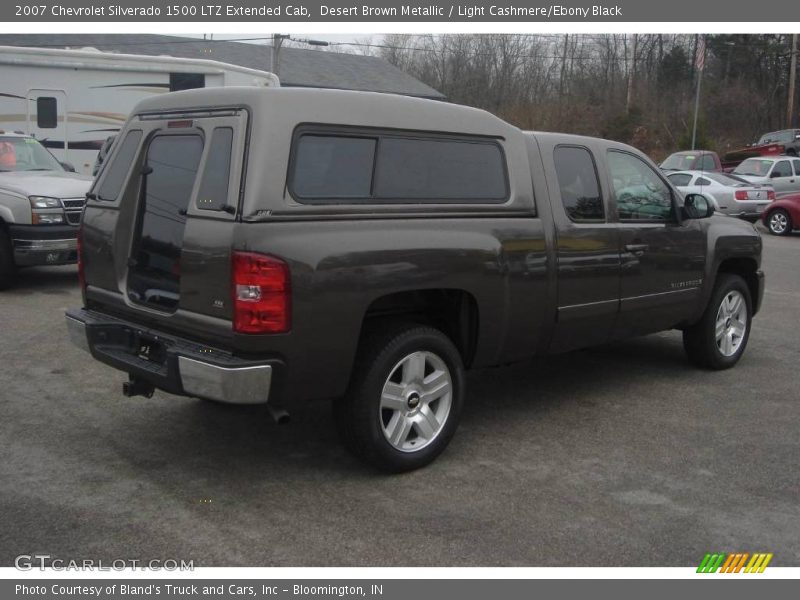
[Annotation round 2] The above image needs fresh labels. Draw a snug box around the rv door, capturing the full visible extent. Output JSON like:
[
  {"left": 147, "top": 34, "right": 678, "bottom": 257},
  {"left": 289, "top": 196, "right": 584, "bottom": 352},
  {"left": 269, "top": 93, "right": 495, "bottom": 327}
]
[{"left": 26, "top": 89, "right": 68, "bottom": 163}]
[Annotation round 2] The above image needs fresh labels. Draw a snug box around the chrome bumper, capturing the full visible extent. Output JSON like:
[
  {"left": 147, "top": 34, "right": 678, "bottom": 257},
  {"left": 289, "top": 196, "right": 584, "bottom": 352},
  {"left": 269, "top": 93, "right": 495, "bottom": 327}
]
[
  {"left": 178, "top": 357, "right": 273, "bottom": 405},
  {"left": 65, "top": 314, "right": 273, "bottom": 405}
]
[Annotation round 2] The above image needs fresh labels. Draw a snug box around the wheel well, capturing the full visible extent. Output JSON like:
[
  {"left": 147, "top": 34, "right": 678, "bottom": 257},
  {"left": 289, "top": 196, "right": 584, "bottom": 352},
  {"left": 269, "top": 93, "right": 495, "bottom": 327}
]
[
  {"left": 717, "top": 257, "right": 760, "bottom": 312},
  {"left": 361, "top": 289, "right": 479, "bottom": 368}
]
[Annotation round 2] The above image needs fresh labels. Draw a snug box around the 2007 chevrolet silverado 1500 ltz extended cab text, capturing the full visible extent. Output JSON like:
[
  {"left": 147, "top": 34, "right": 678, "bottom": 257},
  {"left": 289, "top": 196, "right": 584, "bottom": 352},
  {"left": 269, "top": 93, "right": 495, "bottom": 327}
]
[{"left": 66, "top": 88, "right": 764, "bottom": 471}]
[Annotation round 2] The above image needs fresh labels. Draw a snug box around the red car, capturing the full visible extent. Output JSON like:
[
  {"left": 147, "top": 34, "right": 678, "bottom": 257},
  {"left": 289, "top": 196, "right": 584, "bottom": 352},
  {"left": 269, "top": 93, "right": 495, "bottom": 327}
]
[{"left": 763, "top": 192, "right": 800, "bottom": 235}]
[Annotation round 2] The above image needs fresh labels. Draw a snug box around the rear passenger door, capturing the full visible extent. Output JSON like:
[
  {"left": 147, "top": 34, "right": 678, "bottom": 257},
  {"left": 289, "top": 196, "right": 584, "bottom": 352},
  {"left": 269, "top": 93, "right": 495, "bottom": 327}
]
[
  {"left": 547, "top": 143, "right": 621, "bottom": 353},
  {"left": 605, "top": 150, "right": 706, "bottom": 338}
]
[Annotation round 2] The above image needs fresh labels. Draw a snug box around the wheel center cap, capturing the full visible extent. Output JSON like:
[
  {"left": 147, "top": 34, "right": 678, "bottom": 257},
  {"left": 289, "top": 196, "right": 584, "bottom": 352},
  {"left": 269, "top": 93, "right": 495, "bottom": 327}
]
[{"left": 407, "top": 392, "right": 421, "bottom": 410}]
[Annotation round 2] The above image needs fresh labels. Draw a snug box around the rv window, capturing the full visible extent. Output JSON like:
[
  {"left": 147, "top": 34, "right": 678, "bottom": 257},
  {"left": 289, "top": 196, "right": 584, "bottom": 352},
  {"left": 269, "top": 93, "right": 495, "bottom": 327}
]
[
  {"left": 292, "top": 135, "right": 376, "bottom": 199},
  {"left": 36, "top": 97, "right": 58, "bottom": 129},
  {"left": 170, "top": 73, "right": 205, "bottom": 92},
  {"left": 374, "top": 138, "right": 508, "bottom": 202},
  {"left": 196, "top": 127, "right": 234, "bottom": 211},
  {"left": 95, "top": 130, "right": 143, "bottom": 201}
]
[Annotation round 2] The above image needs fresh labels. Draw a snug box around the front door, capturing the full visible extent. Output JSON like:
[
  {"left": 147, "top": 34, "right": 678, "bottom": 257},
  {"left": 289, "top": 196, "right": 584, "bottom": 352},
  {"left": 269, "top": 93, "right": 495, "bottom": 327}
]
[
  {"left": 26, "top": 89, "right": 68, "bottom": 163},
  {"left": 605, "top": 150, "right": 707, "bottom": 339}
]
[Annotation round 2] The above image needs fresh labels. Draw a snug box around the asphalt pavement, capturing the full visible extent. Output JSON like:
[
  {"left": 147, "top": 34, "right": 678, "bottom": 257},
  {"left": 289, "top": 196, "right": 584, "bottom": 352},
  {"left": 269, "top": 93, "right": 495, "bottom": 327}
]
[{"left": 1, "top": 228, "right": 798, "bottom": 567}]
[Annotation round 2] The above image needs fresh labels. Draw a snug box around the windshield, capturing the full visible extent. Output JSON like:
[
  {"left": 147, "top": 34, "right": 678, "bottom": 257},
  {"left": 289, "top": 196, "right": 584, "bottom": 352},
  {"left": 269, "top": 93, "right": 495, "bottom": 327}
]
[
  {"left": 660, "top": 154, "right": 698, "bottom": 170},
  {"left": 706, "top": 172, "right": 750, "bottom": 186},
  {"left": 733, "top": 158, "right": 774, "bottom": 177},
  {"left": 757, "top": 131, "right": 796, "bottom": 145},
  {"left": 0, "top": 137, "right": 64, "bottom": 172}
]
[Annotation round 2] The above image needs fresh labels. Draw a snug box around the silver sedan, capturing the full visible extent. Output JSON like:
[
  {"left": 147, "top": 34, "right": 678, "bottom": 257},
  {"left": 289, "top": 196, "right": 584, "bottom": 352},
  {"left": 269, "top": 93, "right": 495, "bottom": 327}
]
[{"left": 666, "top": 170, "right": 775, "bottom": 221}]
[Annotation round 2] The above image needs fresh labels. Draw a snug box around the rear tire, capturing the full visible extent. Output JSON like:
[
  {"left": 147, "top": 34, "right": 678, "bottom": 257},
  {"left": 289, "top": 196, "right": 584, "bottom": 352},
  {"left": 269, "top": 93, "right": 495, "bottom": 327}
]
[
  {"left": 335, "top": 323, "right": 465, "bottom": 473},
  {"left": 766, "top": 209, "right": 792, "bottom": 236},
  {"left": 683, "top": 274, "right": 752, "bottom": 370},
  {"left": 0, "top": 226, "right": 16, "bottom": 290}
]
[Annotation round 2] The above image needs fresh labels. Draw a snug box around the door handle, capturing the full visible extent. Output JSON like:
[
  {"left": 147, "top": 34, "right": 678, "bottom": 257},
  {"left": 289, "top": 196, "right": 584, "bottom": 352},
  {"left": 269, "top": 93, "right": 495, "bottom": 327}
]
[{"left": 625, "top": 243, "right": 649, "bottom": 256}]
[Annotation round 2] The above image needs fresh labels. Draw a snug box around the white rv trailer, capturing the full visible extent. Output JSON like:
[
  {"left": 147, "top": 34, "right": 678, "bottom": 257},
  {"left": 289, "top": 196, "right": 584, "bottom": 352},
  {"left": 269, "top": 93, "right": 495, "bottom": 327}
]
[{"left": 0, "top": 45, "right": 279, "bottom": 174}]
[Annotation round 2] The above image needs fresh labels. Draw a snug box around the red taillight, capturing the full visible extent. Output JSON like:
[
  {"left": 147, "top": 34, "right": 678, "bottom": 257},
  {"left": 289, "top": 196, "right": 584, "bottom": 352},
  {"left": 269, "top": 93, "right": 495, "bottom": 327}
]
[
  {"left": 735, "top": 190, "right": 747, "bottom": 200},
  {"left": 767, "top": 190, "right": 776, "bottom": 201},
  {"left": 232, "top": 252, "right": 291, "bottom": 334}
]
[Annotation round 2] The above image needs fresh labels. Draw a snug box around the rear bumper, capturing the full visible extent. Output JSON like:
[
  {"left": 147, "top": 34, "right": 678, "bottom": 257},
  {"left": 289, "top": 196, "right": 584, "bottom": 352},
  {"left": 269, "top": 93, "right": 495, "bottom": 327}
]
[
  {"left": 65, "top": 308, "right": 283, "bottom": 405},
  {"left": 9, "top": 224, "right": 78, "bottom": 267}
]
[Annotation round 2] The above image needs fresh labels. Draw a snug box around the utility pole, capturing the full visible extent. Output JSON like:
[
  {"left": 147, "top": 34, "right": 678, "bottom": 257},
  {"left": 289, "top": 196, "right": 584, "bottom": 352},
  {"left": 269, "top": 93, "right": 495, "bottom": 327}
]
[
  {"left": 691, "top": 35, "right": 706, "bottom": 150},
  {"left": 271, "top": 34, "right": 289, "bottom": 77},
  {"left": 626, "top": 34, "right": 637, "bottom": 113},
  {"left": 270, "top": 34, "right": 328, "bottom": 78},
  {"left": 788, "top": 33, "right": 798, "bottom": 128}
]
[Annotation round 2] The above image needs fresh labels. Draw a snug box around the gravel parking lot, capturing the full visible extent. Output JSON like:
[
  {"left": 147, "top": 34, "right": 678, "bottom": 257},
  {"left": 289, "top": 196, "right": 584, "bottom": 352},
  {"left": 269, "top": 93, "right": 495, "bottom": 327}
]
[{"left": 1, "top": 228, "right": 798, "bottom": 567}]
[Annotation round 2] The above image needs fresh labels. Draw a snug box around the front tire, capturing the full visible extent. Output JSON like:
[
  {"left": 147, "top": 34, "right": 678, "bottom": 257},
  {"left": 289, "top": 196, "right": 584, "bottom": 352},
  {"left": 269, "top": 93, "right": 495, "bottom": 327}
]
[
  {"left": 0, "top": 227, "right": 16, "bottom": 290},
  {"left": 335, "top": 324, "right": 465, "bottom": 472},
  {"left": 683, "top": 274, "right": 752, "bottom": 370},
  {"left": 767, "top": 209, "right": 792, "bottom": 236}
]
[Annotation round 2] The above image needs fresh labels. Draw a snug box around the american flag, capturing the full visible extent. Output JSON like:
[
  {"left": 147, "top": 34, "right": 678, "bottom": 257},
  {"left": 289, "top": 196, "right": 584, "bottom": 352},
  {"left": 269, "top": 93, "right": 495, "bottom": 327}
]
[{"left": 695, "top": 36, "right": 706, "bottom": 71}]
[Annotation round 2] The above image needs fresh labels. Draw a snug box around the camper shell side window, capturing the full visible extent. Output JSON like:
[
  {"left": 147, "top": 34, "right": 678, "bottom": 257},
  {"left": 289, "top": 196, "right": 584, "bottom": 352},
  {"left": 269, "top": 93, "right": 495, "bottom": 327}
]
[{"left": 287, "top": 125, "right": 510, "bottom": 205}]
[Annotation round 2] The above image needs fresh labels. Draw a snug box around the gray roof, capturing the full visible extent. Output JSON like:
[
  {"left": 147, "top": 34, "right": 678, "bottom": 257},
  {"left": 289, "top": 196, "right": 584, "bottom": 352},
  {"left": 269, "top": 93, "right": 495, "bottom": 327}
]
[{"left": 0, "top": 34, "right": 444, "bottom": 100}]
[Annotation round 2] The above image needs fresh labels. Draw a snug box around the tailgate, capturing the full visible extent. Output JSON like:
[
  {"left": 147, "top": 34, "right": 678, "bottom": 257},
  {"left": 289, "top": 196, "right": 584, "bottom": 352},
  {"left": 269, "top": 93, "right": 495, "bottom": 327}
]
[{"left": 81, "top": 108, "right": 249, "bottom": 346}]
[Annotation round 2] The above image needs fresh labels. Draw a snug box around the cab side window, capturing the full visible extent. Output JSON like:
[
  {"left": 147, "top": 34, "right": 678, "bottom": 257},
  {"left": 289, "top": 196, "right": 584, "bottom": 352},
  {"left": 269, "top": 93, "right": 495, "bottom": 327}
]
[
  {"left": 608, "top": 151, "right": 674, "bottom": 222},
  {"left": 772, "top": 161, "right": 793, "bottom": 178},
  {"left": 668, "top": 173, "right": 692, "bottom": 187},
  {"left": 793, "top": 159, "right": 800, "bottom": 176},
  {"left": 554, "top": 146, "right": 604, "bottom": 222}
]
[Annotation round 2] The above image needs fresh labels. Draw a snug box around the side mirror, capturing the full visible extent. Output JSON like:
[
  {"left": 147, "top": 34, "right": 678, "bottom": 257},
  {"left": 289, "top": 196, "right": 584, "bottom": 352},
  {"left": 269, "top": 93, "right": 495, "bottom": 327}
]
[
  {"left": 770, "top": 171, "right": 781, "bottom": 178},
  {"left": 60, "top": 161, "right": 76, "bottom": 172},
  {"left": 683, "top": 193, "right": 714, "bottom": 219}
]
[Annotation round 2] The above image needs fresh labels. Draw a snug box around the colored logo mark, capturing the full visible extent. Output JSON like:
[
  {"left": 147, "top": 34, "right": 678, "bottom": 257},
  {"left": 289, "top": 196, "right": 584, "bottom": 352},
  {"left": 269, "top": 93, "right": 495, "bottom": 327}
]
[{"left": 697, "top": 552, "right": 773, "bottom": 573}]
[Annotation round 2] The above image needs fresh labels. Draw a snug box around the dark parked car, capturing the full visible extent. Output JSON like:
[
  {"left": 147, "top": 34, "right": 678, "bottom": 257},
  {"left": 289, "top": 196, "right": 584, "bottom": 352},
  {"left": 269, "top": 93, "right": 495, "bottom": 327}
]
[
  {"left": 66, "top": 88, "right": 764, "bottom": 471},
  {"left": 763, "top": 192, "right": 800, "bottom": 235}
]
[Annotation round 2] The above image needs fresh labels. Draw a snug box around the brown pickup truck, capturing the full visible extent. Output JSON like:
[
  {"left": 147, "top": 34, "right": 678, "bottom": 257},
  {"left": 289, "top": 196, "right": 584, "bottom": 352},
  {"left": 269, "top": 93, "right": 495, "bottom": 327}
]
[{"left": 66, "top": 87, "right": 764, "bottom": 471}]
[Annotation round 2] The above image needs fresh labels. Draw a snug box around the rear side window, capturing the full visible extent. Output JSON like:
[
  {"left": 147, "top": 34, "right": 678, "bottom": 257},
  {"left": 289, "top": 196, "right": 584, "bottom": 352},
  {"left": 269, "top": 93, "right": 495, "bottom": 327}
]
[
  {"left": 667, "top": 173, "right": 692, "bottom": 187},
  {"left": 696, "top": 177, "right": 712, "bottom": 186},
  {"left": 553, "top": 146, "right": 604, "bottom": 221},
  {"left": 95, "top": 130, "right": 143, "bottom": 201},
  {"left": 36, "top": 97, "right": 58, "bottom": 129},
  {"left": 196, "top": 127, "right": 233, "bottom": 211},
  {"left": 292, "top": 135, "right": 376, "bottom": 198},
  {"left": 374, "top": 138, "right": 507, "bottom": 201},
  {"left": 772, "top": 161, "right": 793, "bottom": 177},
  {"left": 289, "top": 129, "right": 508, "bottom": 204},
  {"left": 793, "top": 159, "right": 800, "bottom": 176}
]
